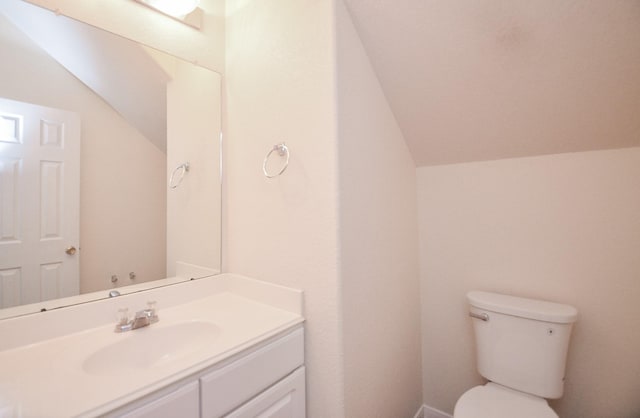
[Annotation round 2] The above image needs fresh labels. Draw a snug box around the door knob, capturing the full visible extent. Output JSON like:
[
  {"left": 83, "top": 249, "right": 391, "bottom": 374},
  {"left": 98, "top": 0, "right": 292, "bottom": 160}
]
[{"left": 65, "top": 246, "right": 77, "bottom": 255}]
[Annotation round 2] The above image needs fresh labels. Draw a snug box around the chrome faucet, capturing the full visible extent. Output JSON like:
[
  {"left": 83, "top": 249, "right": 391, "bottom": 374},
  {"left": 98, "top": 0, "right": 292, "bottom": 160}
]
[{"left": 114, "top": 301, "right": 159, "bottom": 333}]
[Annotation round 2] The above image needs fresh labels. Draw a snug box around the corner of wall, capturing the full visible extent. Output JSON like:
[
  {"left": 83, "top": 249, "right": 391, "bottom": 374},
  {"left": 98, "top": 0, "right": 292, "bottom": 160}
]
[{"left": 336, "top": 0, "right": 423, "bottom": 416}]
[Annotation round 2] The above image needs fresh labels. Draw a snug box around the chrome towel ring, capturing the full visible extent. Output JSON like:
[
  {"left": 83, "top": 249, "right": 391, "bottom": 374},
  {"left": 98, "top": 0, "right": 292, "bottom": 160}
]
[
  {"left": 263, "top": 143, "right": 290, "bottom": 178},
  {"left": 169, "top": 162, "right": 190, "bottom": 189}
]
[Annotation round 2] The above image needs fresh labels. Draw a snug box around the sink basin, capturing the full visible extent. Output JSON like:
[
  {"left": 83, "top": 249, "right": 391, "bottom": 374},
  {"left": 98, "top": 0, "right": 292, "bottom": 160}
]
[{"left": 83, "top": 321, "right": 221, "bottom": 375}]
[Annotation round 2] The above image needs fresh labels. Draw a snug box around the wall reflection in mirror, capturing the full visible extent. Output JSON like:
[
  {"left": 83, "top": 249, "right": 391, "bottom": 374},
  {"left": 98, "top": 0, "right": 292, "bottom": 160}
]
[{"left": 0, "top": 0, "right": 221, "bottom": 316}]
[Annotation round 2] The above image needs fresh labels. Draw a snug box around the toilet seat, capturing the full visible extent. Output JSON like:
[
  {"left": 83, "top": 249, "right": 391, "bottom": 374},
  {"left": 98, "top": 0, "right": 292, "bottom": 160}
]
[{"left": 454, "top": 383, "right": 558, "bottom": 418}]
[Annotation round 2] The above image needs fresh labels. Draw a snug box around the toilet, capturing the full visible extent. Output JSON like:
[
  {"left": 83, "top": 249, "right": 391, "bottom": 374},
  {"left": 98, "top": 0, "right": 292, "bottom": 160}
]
[{"left": 454, "top": 291, "right": 578, "bottom": 418}]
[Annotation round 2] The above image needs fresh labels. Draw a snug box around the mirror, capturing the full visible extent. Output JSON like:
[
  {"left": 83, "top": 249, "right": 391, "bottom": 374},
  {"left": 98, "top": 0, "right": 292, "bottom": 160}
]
[{"left": 0, "top": 0, "right": 222, "bottom": 318}]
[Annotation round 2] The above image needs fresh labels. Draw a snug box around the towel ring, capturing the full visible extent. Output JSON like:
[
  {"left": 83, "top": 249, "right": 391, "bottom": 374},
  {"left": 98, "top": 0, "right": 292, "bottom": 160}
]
[
  {"left": 263, "top": 143, "right": 290, "bottom": 178},
  {"left": 169, "top": 162, "right": 190, "bottom": 189}
]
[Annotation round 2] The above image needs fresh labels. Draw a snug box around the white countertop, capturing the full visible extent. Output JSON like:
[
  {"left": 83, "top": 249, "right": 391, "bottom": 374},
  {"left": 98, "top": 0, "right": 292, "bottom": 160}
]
[{"left": 0, "top": 274, "right": 304, "bottom": 418}]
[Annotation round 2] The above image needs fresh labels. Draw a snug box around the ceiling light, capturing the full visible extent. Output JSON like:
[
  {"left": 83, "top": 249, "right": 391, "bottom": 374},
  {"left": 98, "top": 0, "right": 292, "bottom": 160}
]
[
  {"left": 139, "top": 0, "right": 199, "bottom": 17},
  {"left": 134, "top": 0, "right": 203, "bottom": 29}
]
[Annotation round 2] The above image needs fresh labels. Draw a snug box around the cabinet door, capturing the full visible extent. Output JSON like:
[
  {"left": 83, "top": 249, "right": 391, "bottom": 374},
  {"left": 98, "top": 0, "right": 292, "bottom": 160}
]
[
  {"left": 120, "top": 381, "right": 199, "bottom": 418},
  {"left": 225, "top": 367, "right": 306, "bottom": 418}
]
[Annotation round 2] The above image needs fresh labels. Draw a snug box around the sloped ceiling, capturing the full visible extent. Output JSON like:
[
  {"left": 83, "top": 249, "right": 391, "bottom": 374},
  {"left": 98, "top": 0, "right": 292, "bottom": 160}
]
[
  {"left": 344, "top": 0, "right": 640, "bottom": 166},
  {"left": 0, "top": 0, "right": 171, "bottom": 153}
]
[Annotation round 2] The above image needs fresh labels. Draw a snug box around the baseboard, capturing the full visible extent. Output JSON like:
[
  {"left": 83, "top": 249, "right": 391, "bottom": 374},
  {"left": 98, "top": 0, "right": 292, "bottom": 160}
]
[{"left": 415, "top": 404, "right": 453, "bottom": 418}]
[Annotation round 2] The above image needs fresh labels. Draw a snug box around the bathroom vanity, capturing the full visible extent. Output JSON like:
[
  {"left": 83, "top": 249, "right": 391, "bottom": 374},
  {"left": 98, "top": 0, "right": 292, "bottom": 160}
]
[{"left": 0, "top": 274, "right": 305, "bottom": 418}]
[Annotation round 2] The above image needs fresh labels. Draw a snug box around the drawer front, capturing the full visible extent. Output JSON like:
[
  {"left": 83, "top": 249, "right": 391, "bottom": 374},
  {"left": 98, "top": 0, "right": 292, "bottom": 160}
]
[
  {"left": 224, "top": 367, "right": 306, "bottom": 418},
  {"left": 120, "top": 381, "right": 199, "bottom": 418},
  {"left": 200, "top": 328, "right": 304, "bottom": 418}
]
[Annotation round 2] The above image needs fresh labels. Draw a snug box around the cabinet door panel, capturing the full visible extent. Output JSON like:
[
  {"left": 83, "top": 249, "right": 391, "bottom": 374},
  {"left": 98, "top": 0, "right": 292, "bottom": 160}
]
[
  {"left": 225, "top": 367, "right": 306, "bottom": 418},
  {"left": 201, "top": 328, "right": 304, "bottom": 417},
  {"left": 120, "top": 381, "right": 199, "bottom": 418}
]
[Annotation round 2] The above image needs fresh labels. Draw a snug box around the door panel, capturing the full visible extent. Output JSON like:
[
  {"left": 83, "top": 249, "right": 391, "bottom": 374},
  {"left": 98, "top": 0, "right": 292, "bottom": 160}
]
[
  {"left": 0, "top": 97, "right": 80, "bottom": 308},
  {"left": 0, "top": 158, "right": 20, "bottom": 243},
  {"left": 0, "top": 267, "right": 20, "bottom": 307}
]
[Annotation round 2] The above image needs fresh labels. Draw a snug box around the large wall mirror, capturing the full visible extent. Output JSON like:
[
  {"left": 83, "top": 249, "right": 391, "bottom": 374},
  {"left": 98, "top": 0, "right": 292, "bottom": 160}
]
[{"left": 0, "top": 0, "right": 222, "bottom": 318}]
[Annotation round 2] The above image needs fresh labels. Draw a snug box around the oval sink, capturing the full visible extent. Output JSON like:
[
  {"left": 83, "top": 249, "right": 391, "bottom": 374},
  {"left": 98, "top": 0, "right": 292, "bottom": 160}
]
[{"left": 83, "top": 321, "right": 220, "bottom": 375}]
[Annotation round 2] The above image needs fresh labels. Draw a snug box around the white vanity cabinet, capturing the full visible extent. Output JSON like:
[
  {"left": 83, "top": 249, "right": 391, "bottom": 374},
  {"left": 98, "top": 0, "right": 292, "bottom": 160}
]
[
  {"left": 109, "top": 326, "right": 305, "bottom": 418},
  {"left": 0, "top": 274, "right": 305, "bottom": 417}
]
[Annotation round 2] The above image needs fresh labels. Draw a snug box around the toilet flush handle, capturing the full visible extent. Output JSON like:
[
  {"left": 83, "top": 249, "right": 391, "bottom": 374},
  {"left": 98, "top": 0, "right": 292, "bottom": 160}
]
[{"left": 469, "top": 312, "right": 489, "bottom": 321}]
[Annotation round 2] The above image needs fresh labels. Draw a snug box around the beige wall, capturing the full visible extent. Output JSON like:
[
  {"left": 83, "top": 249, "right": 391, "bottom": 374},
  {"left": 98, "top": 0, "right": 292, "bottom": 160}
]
[
  {"left": 225, "top": 0, "right": 344, "bottom": 417},
  {"left": 417, "top": 147, "right": 640, "bottom": 418},
  {"left": 337, "top": 1, "right": 423, "bottom": 417},
  {"left": 0, "top": 15, "right": 166, "bottom": 293},
  {"left": 166, "top": 61, "right": 221, "bottom": 276}
]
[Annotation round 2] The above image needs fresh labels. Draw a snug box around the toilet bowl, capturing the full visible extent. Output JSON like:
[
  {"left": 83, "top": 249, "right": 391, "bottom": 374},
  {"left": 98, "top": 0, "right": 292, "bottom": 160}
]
[
  {"left": 454, "top": 383, "right": 557, "bottom": 418},
  {"left": 453, "top": 291, "right": 577, "bottom": 418}
]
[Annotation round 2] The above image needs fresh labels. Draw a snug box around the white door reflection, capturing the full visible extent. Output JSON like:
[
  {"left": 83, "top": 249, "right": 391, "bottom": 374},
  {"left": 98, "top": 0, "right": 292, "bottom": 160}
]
[{"left": 0, "top": 98, "right": 80, "bottom": 308}]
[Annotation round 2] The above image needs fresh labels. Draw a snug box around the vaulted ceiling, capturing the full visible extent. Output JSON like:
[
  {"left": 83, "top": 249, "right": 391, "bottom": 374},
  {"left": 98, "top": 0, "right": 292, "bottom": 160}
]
[{"left": 344, "top": 0, "right": 640, "bottom": 166}]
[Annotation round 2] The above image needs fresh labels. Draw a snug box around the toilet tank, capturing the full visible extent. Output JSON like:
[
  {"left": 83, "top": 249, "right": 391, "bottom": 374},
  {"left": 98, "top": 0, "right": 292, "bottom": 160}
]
[{"left": 467, "top": 291, "right": 578, "bottom": 399}]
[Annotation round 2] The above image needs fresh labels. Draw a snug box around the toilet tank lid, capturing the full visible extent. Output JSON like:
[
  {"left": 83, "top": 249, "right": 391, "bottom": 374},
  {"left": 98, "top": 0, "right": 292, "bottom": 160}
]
[{"left": 467, "top": 291, "right": 578, "bottom": 324}]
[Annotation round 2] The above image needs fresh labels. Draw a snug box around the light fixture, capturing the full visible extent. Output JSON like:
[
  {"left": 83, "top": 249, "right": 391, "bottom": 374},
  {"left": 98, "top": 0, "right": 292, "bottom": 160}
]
[{"left": 134, "top": 0, "right": 203, "bottom": 29}]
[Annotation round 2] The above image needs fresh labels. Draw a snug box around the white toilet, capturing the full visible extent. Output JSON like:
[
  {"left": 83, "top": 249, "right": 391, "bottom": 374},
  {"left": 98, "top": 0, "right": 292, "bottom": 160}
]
[{"left": 454, "top": 291, "right": 578, "bottom": 418}]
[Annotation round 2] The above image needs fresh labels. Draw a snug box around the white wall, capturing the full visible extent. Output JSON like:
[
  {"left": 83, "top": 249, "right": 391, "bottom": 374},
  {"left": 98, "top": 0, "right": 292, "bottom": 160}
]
[
  {"left": 166, "top": 61, "right": 221, "bottom": 276},
  {"left": 417, "top": 147, "right": 640, "bottom": 418},
  {"left": 0, "top": 14, "right": 166, "bottom": 293},
  {"left": 337, "top": 2, "right": 423, "bottom": 417},
  {"left": 225, "top": 0, "right": 344, "bottom": 417}
]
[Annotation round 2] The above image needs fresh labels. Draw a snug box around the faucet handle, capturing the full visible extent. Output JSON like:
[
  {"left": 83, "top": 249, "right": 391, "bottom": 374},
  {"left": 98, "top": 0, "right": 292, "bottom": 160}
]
[
  {"left": 114, "top": 308, "right": 133, "bottom": 332},
  {"left": 117, "top": 307, "right": 129, "bottom": 325},
  {"left": 146, "top": 301, "right": 159, "bottom": 323}
]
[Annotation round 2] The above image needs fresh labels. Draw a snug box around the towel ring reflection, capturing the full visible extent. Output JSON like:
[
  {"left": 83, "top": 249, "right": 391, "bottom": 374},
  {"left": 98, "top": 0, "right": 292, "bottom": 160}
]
[
  {"left": 169, "top": 162, "right": 190, "bottom": 189},
  {"left": 263, "top": 143, "right": 290, "bottom": 178}
]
